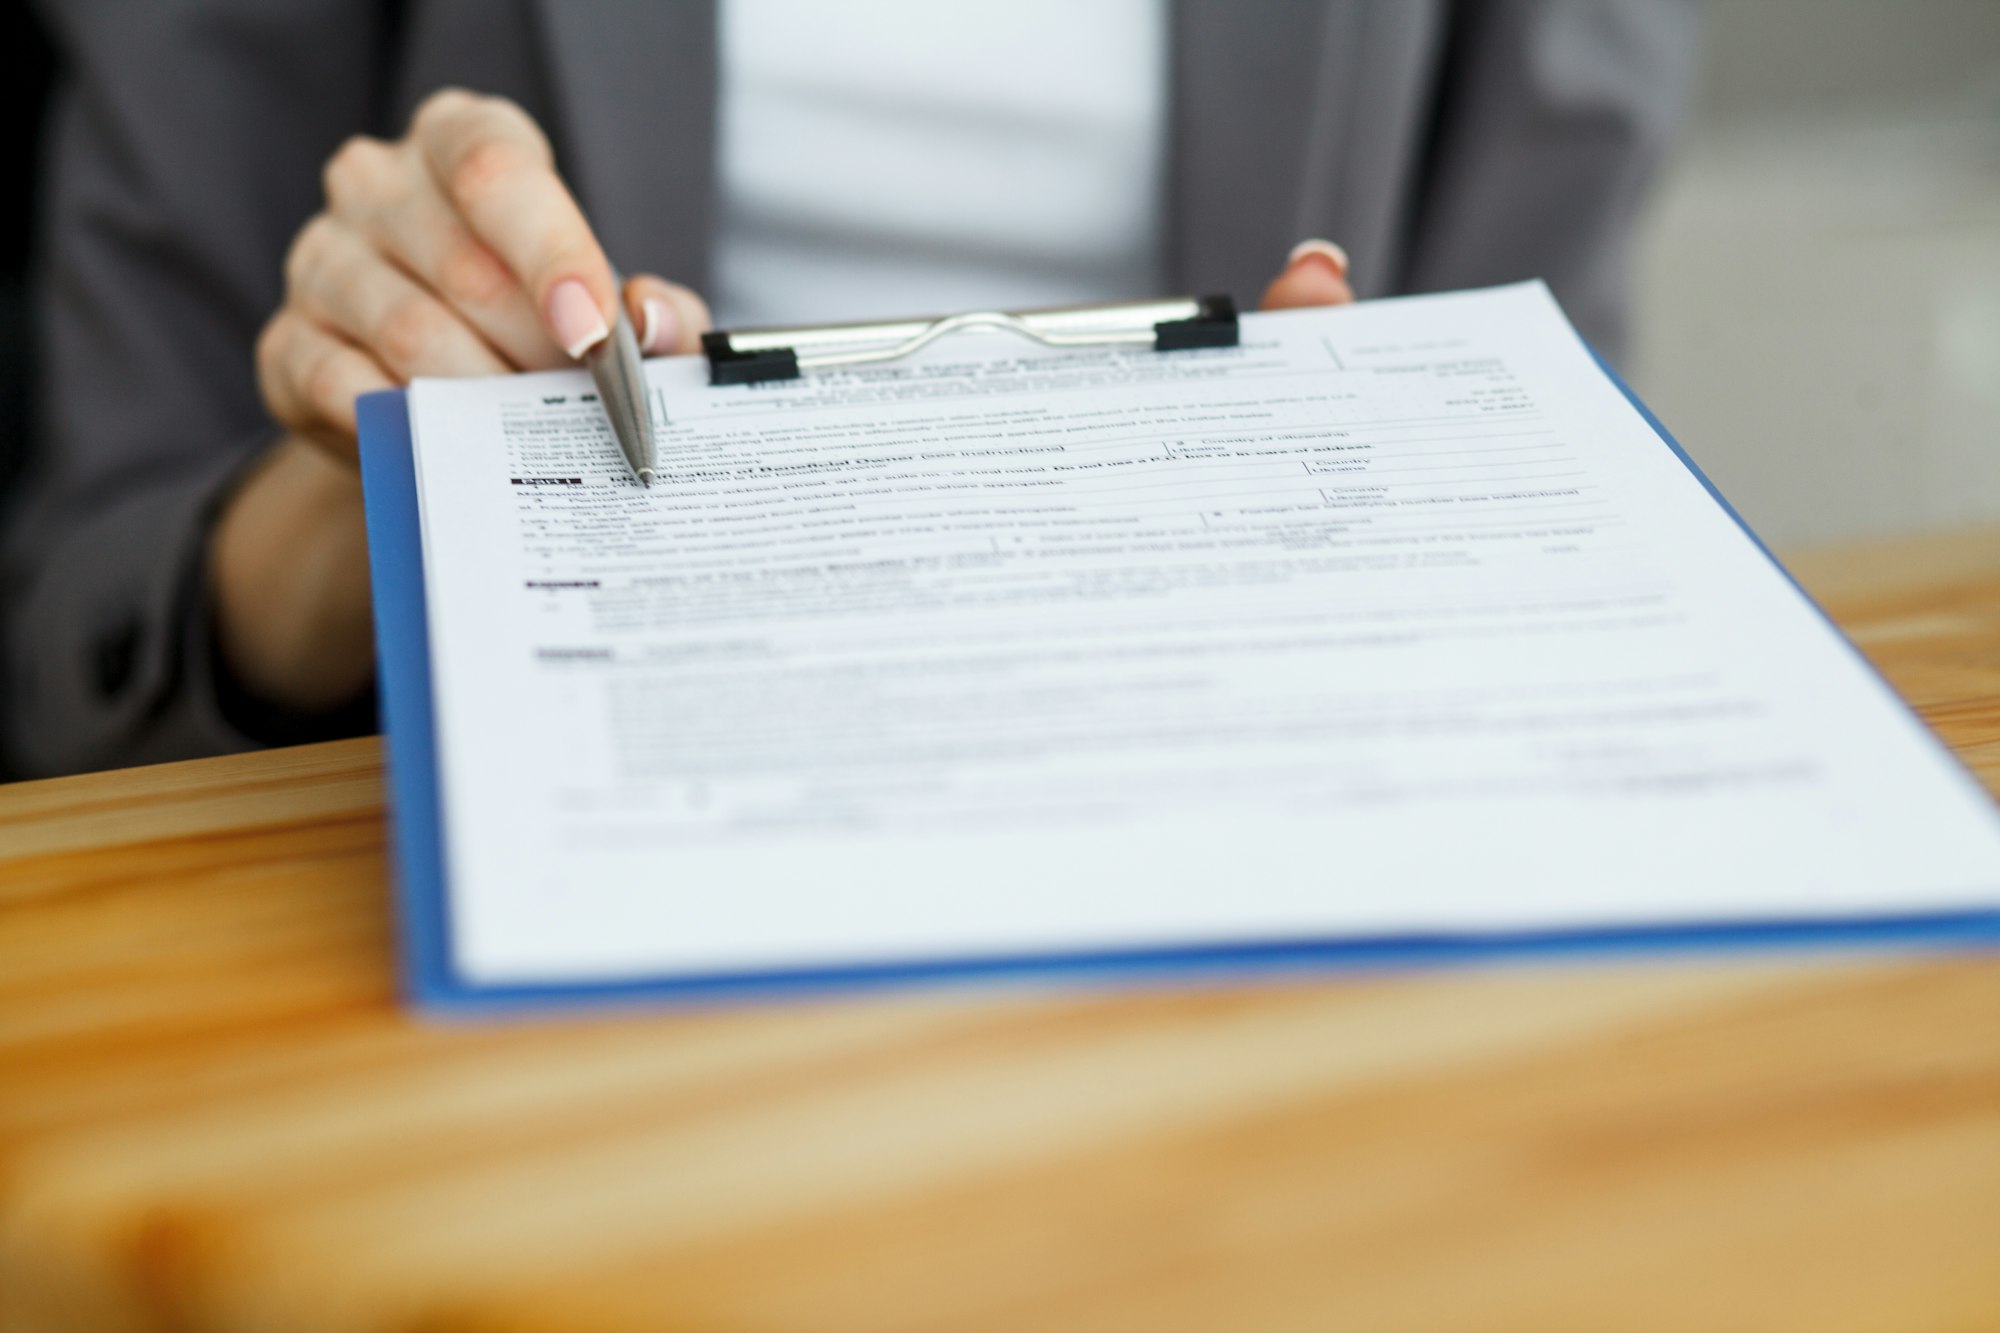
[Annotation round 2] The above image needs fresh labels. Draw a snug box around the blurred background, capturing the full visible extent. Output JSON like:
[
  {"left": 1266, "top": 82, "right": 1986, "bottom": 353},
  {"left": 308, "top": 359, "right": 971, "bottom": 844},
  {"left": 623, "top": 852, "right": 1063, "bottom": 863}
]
[
  {"left": 0, "top": 1, "right": 1994, "bottom": 553},
  {"left": 1632, "top": 0, "right": 2000, "bottom": 547},
  {"left": 0, "top": 3, "right": 51, "bottom": 513}
]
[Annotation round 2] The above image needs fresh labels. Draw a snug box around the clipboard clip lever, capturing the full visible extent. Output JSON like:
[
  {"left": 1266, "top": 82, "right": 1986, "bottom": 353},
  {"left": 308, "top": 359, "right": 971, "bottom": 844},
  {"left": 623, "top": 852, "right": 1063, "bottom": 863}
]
[{"left": 702, "top": 294, "right": 1239, "bottom": 386}]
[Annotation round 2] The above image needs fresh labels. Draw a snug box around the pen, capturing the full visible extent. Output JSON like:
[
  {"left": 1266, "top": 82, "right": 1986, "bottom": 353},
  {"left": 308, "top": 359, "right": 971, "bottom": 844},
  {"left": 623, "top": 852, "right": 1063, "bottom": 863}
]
[{"left": 585, "top": 295, "right": 656, "bottom": 486}]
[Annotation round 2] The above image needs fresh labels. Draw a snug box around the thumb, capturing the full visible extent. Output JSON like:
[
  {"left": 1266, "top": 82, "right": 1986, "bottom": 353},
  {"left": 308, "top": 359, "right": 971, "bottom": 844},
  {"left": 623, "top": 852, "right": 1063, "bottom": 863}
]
[
  {"left": 1260, "top": 239, "right": 1355, "bottom": 311},
  {"left": 623, "top": 275, "right": 714, "bottom": 356}
]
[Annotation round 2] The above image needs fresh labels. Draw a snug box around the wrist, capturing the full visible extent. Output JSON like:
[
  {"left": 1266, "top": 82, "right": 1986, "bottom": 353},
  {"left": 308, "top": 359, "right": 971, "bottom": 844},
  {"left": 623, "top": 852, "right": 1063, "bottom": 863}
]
[{"left": 207, "top": 436, "right": 375, "bottom": 715}]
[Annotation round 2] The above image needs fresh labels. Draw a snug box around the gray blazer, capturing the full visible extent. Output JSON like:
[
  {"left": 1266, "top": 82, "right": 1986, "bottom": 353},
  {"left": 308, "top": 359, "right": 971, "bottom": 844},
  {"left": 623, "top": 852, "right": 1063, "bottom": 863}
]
[{"left": 3, "top": 0, "right": 1697, "bottom": 777}]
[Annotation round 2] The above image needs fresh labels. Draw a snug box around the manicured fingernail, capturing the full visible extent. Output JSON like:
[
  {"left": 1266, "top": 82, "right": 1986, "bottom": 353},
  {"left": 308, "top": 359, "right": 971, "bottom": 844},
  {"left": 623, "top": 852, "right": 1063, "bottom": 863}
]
[
  {"left": 1287, "top": 238, "right": 1350, "bottom": 276},
  {"left": 640, "top": 298, "right": 679, "bottom": 356},
  {"left": 548, "top": 279, "right": 609, "bottom": 359}
]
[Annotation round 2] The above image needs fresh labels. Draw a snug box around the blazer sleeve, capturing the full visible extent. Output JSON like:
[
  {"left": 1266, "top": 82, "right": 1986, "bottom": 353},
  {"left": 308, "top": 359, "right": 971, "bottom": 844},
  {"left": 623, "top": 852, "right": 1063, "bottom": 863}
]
[
  {"left": 2, "top": 2, "right": 390, "bottom": 776},
  {"left": 1397, "top": 0, "right": 1700, "bottom": 363}
]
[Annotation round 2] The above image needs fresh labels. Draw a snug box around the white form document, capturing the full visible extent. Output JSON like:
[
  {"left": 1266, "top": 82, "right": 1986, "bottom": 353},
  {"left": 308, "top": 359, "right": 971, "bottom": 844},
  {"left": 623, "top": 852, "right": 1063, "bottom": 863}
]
[{"left": 403, "top": 283, "right": 2000, "bottom": 985}]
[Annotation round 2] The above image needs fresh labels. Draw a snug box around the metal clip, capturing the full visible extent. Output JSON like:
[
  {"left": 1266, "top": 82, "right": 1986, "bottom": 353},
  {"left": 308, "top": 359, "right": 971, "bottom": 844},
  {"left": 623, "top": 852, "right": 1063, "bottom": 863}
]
[{"left": 703, "top": 294, "right": 1239, "bottom": 386}]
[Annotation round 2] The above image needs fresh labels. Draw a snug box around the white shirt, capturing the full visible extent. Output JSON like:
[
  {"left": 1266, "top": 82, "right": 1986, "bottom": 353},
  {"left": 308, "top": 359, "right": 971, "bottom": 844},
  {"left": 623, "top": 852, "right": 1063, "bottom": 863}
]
[{"left": 712, "top": 0, "right": 1167, "bottom": 328}]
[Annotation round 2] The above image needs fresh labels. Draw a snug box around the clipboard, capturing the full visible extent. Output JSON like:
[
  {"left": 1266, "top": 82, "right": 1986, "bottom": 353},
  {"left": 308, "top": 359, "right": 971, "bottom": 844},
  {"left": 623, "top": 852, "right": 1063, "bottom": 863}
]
[{"left": 357, "top": 303, "right": 2000, "bottom": 1016}]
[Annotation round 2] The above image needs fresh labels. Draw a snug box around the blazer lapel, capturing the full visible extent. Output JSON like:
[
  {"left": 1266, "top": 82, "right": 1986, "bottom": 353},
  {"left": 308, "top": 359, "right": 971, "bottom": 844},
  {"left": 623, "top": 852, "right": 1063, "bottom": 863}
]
[
  {"left": 1168, "top": 0, "right": 1326, "bottom": 301},
  {"left": 1171, "top": 0, "right": 1448, "bottom": 302},
  {"left": 535, "top": 0, "right": 719, "bottom": 289}
]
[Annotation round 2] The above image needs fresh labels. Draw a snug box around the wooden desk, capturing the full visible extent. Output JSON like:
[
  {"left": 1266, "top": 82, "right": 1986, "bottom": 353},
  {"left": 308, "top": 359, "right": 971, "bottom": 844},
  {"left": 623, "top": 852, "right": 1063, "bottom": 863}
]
[{"left": 4, "top": 531, "right": 1998, "bottom": 1333}]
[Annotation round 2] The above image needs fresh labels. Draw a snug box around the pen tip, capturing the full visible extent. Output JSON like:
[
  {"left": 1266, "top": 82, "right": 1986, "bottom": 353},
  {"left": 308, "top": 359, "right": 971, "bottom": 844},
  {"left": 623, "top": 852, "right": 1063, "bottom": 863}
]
[{"left": 638, "top": 469, "right": 654, "bottom": 487}]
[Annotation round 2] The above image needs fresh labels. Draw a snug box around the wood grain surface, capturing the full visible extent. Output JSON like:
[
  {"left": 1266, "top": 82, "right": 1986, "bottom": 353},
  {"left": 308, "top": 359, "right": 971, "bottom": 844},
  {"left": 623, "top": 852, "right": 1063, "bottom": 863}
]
[{"left": 2, "top": 531, "right": 1998, "bottom": 1333}]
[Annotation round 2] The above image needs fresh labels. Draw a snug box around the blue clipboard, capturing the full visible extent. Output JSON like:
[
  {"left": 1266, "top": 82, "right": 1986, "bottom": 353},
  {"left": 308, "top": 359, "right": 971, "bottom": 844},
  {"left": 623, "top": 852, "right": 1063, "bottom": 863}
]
[{"left": 356, "top": 356, "right": 2000, "bottom": 1017}]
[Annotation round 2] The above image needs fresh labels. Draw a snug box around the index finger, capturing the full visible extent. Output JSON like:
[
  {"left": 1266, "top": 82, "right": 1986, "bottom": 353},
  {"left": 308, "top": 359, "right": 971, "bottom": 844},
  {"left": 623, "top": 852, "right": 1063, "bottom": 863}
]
[{"left": 411, "top": 89, "right": 617, "bottom": 359}]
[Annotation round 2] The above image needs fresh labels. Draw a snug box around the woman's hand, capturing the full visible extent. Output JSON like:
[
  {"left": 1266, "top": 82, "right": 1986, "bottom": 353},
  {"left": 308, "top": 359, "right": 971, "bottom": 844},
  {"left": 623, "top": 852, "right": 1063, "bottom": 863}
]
[
  {"left": 1260, "top": 239, "right": 1355, "bottom": 311},
  {"left": 257, "top": 87, "right": 709, "bottom": 463},
  {"left": 215, "top": 89, "right": 710, "bottom": 715}
]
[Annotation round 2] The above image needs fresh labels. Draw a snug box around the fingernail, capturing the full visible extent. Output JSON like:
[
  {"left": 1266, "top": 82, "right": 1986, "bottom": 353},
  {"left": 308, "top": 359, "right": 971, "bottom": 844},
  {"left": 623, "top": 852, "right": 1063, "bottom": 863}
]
[
  {"left": 1287, "top": 238, "right": 1350, "bottom": 276},
  {"left": 640, "top": 298, "right": 679, "bottom": 356},
  {"left": 548, "top": 279, "right": 609, "bottom": 359}
]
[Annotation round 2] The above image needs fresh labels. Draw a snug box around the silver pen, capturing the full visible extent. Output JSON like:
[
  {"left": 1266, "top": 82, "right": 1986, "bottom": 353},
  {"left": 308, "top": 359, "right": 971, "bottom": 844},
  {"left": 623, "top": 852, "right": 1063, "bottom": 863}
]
[{"left": 584, "top": 295, "right": 656, "bottom": 487}]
